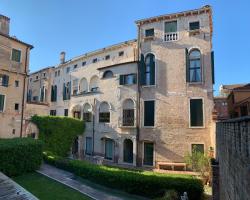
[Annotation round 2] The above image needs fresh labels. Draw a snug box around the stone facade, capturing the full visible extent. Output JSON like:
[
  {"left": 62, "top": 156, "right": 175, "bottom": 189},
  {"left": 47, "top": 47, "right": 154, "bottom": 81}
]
[
  {"left": 215, "top": 117, "right": 250, "bottom": 200},
  {"left": 0, "top": 14, "right": 33, "bottom": 138},
  {"left": 27, "top": 6, "right": 215, "bottom": 168}
]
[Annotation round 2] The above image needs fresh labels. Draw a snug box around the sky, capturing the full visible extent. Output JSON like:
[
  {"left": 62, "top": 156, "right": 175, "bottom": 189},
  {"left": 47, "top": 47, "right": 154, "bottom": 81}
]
[{"left": 1, "top": 0, "right": 250, "bottom": 95}]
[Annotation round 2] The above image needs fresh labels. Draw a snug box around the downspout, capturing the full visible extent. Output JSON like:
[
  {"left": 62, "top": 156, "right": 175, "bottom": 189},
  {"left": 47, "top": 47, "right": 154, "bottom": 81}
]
[
  {"left": 20, "top": 46, "right": 29, "bottom": 137},
  {"left": 136, "top": 24, "right": 141, "bottom": 166},
  {"left": 92, "top": 98, "right": 96, "bottom": 156}
]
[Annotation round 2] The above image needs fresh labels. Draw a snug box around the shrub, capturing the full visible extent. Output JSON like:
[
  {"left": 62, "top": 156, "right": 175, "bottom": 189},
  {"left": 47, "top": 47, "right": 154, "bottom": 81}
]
[
  {"left": 44, "top": 152, "right": 203, "bottom": 200},
  {"left": 31, "top": 115, "right": 85, "bottom": 157},
  {"left": 0, "top": 138, "right": 43, "bottom": 176}
]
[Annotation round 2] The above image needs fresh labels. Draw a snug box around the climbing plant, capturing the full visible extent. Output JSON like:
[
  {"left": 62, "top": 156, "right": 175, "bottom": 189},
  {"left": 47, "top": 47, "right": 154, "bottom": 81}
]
[{"left": 31, "top": 115, "right": 85, "bottom": 157}]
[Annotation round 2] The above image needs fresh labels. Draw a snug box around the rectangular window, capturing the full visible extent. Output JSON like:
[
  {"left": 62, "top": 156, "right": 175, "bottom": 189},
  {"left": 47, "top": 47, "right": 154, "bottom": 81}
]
[
  {"left": 43, "top": 73, "right": 46, "bottom": 77},
  {"left": 191, "top": 144, "right": 204, "bottom": 154},
  {"left": 99, "top": 112, "right": 110, "bottom": 123},
  {"left": 0, "top": 94, "right": 5, "bottom": 112},
  {"left": 74, "top": 64, "right": 78, "bottom": 69},
  {"left": 50, "top": 110, "right": 56, "bottom": 116},
  {"left": 85, "top": 137, "right": 92, "bottom": 155},
  {"left": 145, "top": 28, "right": 154, "bottom": 37},
  {"left": 105, "top": 55, "right": 110, "bottom": 60},
  {"left": 83, "top": 112, "right": 92, "bottom": 122},
  {"left": 123, "top": 109, "right": 134, "bottom": 126},
  {"left": 120, "top": 74, "right": 137, "bottom": 85},
  {"left": 55, "top": 71, "right": 57, "bottom": 77},
  {"left": 144, "top": 100, "right": 155, "bottom": 127},
  {"left": 165, "top": 21, "right": 177, "bottom": 33},
  {"left": 64, "top": 109, "right": 68, "bottom": 117},
  {"left": 11, "top": 49, "right": 21, "bottom": 62},
  {"left": 14, "top": 103, "right": 19, "bottom": 111},
  {"left": 93, "top": 58, "right": 98, "bottom": 63},
  {"left": 190, "top": 99, "right": 204, "bottom": 127},
  {"left": 66, "top": 67, "right": 70, "bottom": 73},
  {"left": 15, "top": 80, "right": 19, "bottom": 87},
  {"left": 82, "top": 61, "right": 86, "bottom": 66},
  {"left": 58, "top": 70, "right": 60, "bottom": 76},
  {"left": 0, "top": 74, "right": 9, "bottom": 87},
  {"left": 12, "top": 129, "right": 15, "bottom": 135},
  {"left": 143, "top": 142, "right": 154, "bottom": 166},
  {"left": 189, "top": 21, "right": 200, "bottom": 31},
  {"left": 119, "top": 51, "right": 124, "bottom": 57},
  {"left": 105, "top": 139, "right": 113, "bottom": 160}
]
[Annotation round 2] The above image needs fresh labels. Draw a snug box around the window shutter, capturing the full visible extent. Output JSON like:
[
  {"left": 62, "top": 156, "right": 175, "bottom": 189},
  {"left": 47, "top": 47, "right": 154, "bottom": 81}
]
[
  {"left": 0, "top": 95, "right": 4, "bottom": 111},
  {"left": 119, "top": 75, "right": 124, "bottom": 85},
  {"left": 63, "top": 83, "right": 66, "bottom": 100},
  {"left": 211, "top": 51, "right": 215, "bottom": 84},
  {"left": 185, "top": 48, "right": 190, "bottom": 82},
  {"left": 54, "top": 85, "right": 57, "bottom": 101},
  {"left": 133, "top": 74, "right": 137, "bottom": 84},
  {"left": 68, "top": 82, "right": 71, "bottom": 99},
  {"left": 139, "top": 54, "right": 145, "bottom": 85},
  {"left": 51, "top": 86, "right": 54, "bottom": 101},
  {"left": 150, "top": 55, "right": 155, "bottom": 85}
]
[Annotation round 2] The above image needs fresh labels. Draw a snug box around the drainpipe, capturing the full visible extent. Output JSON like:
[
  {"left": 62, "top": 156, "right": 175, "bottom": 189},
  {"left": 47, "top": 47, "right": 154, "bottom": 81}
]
[
  {"left": 20, "top": 46, "right": 29, "bottom": 137},
  {"left": 92, "top": 98, "right": 96, "bottom": 156},
  {"left": 136, "top": 24, "right": 141, "bottom": 166}
]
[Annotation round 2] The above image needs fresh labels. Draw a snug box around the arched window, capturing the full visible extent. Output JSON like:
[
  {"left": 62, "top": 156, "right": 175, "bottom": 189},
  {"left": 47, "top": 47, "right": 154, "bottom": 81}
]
[
  {"left": 83, "top": 103, "right": 92, "bottom": 122},
  {"left": 72, "top": 105, "right": 81, "bottom": 119},
  {"left": 103, "top": 70, "right": 113, "bottom": 79},
  {"left": 99, "top": 102, "right": 110, "bottom": 123},
  {"left": 123, "top": 139, "right": 133, "bottom": 163},
  {"left": 122, "top": 99, "right": 135, "bottom": 126},
  {"left": 144, "top": 53, "right": 155, "bottom": 85},
  {"left": 89, "top": 75, "right": 99, "bottom": 92},
  {"left": 79, "top": 78, "right": 88, "bottom": 93},
  {"left": 189, "top": 49, "right": 201, "bottom": 82}
]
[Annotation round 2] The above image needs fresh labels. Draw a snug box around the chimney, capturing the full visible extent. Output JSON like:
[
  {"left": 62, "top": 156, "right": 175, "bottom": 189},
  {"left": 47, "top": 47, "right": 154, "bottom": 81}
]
[
  {"left": 60, "top": 51, "right": 65, "bottom": 64},
  {"left": 0, "top": 14, "right": 10, "bottom": 35}
]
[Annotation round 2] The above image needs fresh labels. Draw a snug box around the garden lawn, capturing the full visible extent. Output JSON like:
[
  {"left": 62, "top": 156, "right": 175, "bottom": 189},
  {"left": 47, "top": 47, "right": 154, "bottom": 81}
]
[{"left": 14, "top": 172, "right": 91, "bottom": 200}]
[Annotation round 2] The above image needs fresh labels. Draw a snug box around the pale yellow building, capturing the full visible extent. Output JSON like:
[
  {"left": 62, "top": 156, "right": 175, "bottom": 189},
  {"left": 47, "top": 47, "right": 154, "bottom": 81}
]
[{"left": 0, "top": 14, "right": 33, "bottom": 138}]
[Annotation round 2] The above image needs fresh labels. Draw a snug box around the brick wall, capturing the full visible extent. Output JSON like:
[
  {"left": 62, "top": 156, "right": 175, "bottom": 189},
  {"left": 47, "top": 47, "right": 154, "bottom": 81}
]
[{"left": 215, "top": 117, "right": 250, "bottom": 200}]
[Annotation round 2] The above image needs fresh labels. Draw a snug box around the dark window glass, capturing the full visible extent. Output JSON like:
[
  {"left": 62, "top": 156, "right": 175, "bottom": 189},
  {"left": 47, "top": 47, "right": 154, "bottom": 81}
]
[
  {"left": 189, "top": 50, "right": 201, "bottom": 82},
  {"left": 15, "top": 80, "right": 19, "bottom": 87},
  {"left": 123, "top": 109, "right": 134, "bottom": 126},
  {"left": 0, "top": 74, "right": 9, "bottom": 87},
  {"left": 73, "top": 111, "right": 81, "bottom": 119},
  {"left": 165, "top": 21, "right": 177, "bottom": 33},
  {"left": 145, "top": 28, "right": 154, "bottom": 37},
  {"left": 105, "top": 139, "right": 113, "bottom": 160},
  {"left": 0, "top": 94, "right": 5, "bottom": 112},
  {"left": 189, "top": 21, "right": 200, "bottom": 31},
  {"left": 120, "top": 74, "right": 137, "bottom": 85},
  {"left": 144, "top": 142, "right": 154, "bottom": 166},
  {"left": 51, "top": 85, "right": 57, "bottom": 102},
  {"left": 190, "top": 99, "right": 204, "bottom": 127},
  {"left": 99, "top": 112, "right": 110, "bottom": 123},
  {"left": 12, "top": 129, "right": 15, "bottom": 135},
  {"left": 103, "top": 70, "right": 113, "bottom": 78},
  {"left": 74, "top": 64, "right": 78, "bottom": 69},
  {"left": 85, "top": 137, "right": 92, "bottom": 155},
  {"left": 14, "top": 103, "right": 19, "bottom": 111},
  {"left": 240, "top": 105, "right": 248, "bottom": 117},
  {"left": 82, "top": 61, "right": 86, "bottom": 66},
  {"left": 144, "top": 101, "right": 155, "bottom": 126},
  {"left": 93, "top": 58, "right": 98, "bottom": 63},
  {"left": 192, "top": 144, "right": 204, "bottom": 154},
  {"left": 105, "top": 55, "right": 110, "bottom": 60},
  {"left": 119, "top": 51, "right": 124, "bottom": 57},
  {"left": 50, "top": 110, "right": 56, "bottom": 116},
  {"left": 66, "top": 67, "right": 70, "bottom": 73},
  {"left": 83, "top": 112, "right": 92, "bottom": 122},
  {"left": 64, "top": 109, "right": 68, "bottom": 117},
  {"left": 123, "top": 139, "right": 133, "bottom": 163},
  {"left": 144, "top": 54, "right": 155, "bottom": 85},
  {"left": 11, "top": 49, "right": 21, "bottom": 62}
]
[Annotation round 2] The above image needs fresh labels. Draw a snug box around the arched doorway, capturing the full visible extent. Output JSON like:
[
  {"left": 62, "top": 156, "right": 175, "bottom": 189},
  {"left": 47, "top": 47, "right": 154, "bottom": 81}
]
[{"left": 123, "top": 139, "right": 133, "bottom": 163}]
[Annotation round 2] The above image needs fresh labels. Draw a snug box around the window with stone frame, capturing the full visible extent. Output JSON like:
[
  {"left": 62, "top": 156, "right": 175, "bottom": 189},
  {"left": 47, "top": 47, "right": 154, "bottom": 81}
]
[
  {"left": 144, "top": 100, "right": 155, "bottom": 127},
  {"left": 190, "top": 98, "right": 204, "bottom": 127},
  {"left": 0, "top": 94, "right": 5, "bottom": 112},
  {"left": 122, "top": 99, "right": 135, "bottom": 126},
  {"left": 187, "top": 49, "right": 202, "bottom": 83},
  {"left": 11, "top": 49, "right": 21, "bottom": 62},
  {"left": 85, "top": 137, "right": 92, "bottom": 155},
  {"left": 99, "top": 102, "right": 110, "bottom": 123},
  {"left": 83, "top": 103, "right": 92, "bottom": 122}
]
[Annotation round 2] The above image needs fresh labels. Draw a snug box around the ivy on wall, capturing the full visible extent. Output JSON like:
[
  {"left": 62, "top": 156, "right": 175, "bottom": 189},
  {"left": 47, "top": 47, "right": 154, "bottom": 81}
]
[{"left": 31, "top": 116, "right": 85, "bottom": 157}]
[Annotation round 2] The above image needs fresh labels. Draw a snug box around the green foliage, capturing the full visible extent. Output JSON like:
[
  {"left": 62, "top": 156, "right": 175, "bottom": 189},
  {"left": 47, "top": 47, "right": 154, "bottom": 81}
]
[
  {"left": 184, "top": 146, "right": 211, "bottom": 185},
  {"left": 0, "top": 138, "right": 43, "bottom": 176},
  {"left": 31, "top": 115, "right": 85, "bottom": 157},
  {"left": 43, "top": 152, "right": 204, "bottom": 200}
]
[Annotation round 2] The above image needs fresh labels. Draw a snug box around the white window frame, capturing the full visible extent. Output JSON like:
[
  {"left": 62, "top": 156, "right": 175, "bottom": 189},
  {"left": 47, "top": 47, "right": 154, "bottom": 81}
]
[
  {"left": 142, "top": 141, "right": 155, "bottom": 167},
  {"left": 10, "top": 48, "right": 22, "bottom": 63},
  {"left": 189, "top": 97, "right": 205, "bottom": 128},
  {"left": 142, "top": 99, "right": 156, "bottom": 128},
  {"left": 0, "top": 93, "right": 6, "bottom": 113}
]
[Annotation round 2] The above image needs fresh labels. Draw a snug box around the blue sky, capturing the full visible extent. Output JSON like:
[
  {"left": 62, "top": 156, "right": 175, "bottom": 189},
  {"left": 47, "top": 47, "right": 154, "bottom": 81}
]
[{"left": 1, "top": 0, "right": 250, "bottom": 94}]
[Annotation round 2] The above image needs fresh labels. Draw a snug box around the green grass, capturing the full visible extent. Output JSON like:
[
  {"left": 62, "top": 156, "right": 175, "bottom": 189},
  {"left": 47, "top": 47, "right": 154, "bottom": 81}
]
[{"left": 14, "top": 172, "right": 92, "bottom": 200}]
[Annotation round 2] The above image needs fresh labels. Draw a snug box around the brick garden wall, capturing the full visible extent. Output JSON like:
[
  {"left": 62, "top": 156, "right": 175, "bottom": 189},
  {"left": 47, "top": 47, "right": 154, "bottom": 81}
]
[{"left": 215, "top": 117, "right": 250, "bottom": 200}]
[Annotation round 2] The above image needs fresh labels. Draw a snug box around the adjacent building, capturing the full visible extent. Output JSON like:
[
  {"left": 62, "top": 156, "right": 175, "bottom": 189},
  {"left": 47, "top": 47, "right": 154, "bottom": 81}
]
[
  {"left": 27, "top": 5, "right": 215, "bottom": 168},
  {"left": 0, "top": 14, "right": 33, "bottom": 138}
]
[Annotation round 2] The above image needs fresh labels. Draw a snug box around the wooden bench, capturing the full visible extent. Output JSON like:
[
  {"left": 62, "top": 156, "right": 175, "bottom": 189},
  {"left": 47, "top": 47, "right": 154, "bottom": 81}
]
[{"left": 156, "top": 162, "right": 187, "bottom": 171}]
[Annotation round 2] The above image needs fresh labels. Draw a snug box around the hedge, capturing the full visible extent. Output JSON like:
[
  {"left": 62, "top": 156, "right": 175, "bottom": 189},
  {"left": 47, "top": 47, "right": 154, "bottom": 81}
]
[
  {"left": 31, "top": 115, "right": 85, "bottom": 157},
  {"left": 44, "top": 152, "right": 204, "bottom": 200},
  {"left": 0, "top": 138, "right": 43, "bottom": 176}
]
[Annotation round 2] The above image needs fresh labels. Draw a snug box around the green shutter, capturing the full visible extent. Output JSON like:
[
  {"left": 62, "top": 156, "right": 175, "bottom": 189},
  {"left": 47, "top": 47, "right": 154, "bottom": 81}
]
[
  {"left": 51, "top": 86, "right": 54, "bottom": 101},
  {"left": 63, "top": 83, "right": 66, "bottom": 100},
  {"left": 211, "top": 51, "right": 215, "bottom": 84},
  {"left": 68, "top": 82, "right": 71, "bottom": 99},
  {"left": 0, "top": 94, "right": 5, "bottom": 111},
  {"left": 133, "top": 74, "right": 137, "bottom": 84},
  {"left": 185, "top": 48, "right": 190, "bottom": 82},
  {"left": 139, "top": 54, "right": 145, "bottom": 85},
  {"left": 149, "top": 54, "right": 155, "bottom": 85},
  {"left": 54, "top": 85, "right": 57, "bottom": 101},
  {"left": 119, "top": 75, "right": 124, "bottom": 85}
]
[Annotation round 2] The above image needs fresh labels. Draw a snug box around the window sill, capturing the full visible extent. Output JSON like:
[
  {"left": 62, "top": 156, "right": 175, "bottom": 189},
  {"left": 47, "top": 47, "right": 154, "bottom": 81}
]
[
  {"left": 142, "top": 126, "right": 155, "bottom": 129},
  {"left": 189, "top": 29, "right": 201, "bottom": 36},
  {"left": 120, "top": 125, "right": 136, "bottom": 129},
  {"left": 141, "top": 85, "right": 156, "bottom": 88},
  {"left": 187, "top": 82, "right": 203, "bottom": 85},
  {"left": 143, "top": 36, "right": 155, "bottom": 42},
  {"left": 189, "top": 126, "right": 205, "bottom": 129}
]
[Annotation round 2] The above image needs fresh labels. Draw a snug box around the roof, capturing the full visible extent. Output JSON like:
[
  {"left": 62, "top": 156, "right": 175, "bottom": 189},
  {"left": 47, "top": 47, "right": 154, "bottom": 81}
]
[
  {"left": 0, "top": 32, "right": 33, "bottom": 49},
  {"left": 29, "top": 66, "right": 55, "bottom": 75},
  {"left": 221, "top": 84, "right": 246, "bottom": 91},
  {"left": 57, "top": 39, "right": 137, "bottom": 68},
  {"left": 135, "top": 5, "right": 212, "bottom": 25},
  {"left": 233, "top": 83, "right": 250, "bottom": 91},
  {"left": 0, "top": 14, "right": 10, "bottom": 21}
]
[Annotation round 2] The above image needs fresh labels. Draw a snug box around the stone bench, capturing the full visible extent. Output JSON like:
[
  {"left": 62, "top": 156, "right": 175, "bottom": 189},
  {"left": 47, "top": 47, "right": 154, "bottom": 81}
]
[{"left": 156, "top": 162, "right": 187, "bottom": 171}]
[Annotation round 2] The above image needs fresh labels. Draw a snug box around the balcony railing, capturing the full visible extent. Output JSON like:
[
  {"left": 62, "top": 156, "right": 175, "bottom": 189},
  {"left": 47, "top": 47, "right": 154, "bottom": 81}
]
[{"left": 164, "top": 32, "right": 178, "bottom": 42}]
